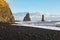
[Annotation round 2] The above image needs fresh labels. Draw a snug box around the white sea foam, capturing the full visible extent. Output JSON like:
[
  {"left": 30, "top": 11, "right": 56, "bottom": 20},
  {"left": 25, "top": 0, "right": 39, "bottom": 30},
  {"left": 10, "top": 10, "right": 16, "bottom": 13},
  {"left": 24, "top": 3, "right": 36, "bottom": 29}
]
[{"left": 12, "top": 21, "right": 60, "bottom": 31}]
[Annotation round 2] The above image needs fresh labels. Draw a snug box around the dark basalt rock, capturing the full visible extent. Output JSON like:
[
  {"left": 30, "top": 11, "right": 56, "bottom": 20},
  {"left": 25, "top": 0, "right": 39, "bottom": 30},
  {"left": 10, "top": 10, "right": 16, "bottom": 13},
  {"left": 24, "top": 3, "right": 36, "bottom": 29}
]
[
  {"left": 23, "top": 13, "right": 31, "bottom": 21},
  {"left": 41, "top": 15, "right": 45, "bottom": 22}
]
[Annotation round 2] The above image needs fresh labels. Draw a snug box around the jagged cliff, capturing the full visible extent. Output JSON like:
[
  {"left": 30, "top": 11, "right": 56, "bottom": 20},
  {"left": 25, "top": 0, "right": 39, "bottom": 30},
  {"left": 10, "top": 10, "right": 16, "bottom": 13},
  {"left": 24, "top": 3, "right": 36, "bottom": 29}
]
[
  {"left": 0, "top": 0, "right": 15, "bottom": 23},
  {"left": 23, "top": 13, "right": 31, "bottom": 21}
]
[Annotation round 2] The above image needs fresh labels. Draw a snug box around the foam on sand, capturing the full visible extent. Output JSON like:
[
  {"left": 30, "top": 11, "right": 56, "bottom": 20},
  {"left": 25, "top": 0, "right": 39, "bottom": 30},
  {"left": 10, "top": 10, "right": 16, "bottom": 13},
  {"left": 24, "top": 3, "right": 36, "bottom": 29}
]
[{"left": 12, "top": 21, "right": 60, "bottom": 31}]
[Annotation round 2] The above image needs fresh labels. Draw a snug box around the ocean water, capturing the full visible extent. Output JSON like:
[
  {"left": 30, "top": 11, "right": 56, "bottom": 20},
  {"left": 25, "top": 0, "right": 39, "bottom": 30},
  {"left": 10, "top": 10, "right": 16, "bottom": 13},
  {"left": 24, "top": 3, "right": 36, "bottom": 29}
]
[{"left": 13, "top": 12, "right": 60, "bottom": 21}]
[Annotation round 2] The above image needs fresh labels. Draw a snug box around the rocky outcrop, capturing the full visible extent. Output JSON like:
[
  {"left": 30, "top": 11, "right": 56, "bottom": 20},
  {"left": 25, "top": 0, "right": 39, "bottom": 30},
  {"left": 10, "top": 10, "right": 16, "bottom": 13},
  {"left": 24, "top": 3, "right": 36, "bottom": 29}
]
[
  {"left": 41, "top": 15, "right": 44, "bottom": 22},
  {"left": 23, "top": 13, "right": 31, "bottom": 21},
  {"left": 0, "top": 0, "right": 15, "bottom": 23}
]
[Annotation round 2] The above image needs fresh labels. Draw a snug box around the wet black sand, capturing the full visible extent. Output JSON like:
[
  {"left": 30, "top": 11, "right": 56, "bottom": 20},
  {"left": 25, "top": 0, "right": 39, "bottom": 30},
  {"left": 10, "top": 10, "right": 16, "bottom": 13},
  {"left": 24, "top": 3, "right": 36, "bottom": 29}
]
[{"left": 0, "top": 23, "right": 60, "bottom": 40}]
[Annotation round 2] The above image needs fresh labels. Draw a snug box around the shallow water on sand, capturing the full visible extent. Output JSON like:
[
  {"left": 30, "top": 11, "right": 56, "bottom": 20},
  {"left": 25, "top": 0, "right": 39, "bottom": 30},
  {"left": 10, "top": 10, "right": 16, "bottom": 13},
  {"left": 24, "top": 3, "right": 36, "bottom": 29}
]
[{"left": 15, "top": 21, "right": 57, "bottom": 26}]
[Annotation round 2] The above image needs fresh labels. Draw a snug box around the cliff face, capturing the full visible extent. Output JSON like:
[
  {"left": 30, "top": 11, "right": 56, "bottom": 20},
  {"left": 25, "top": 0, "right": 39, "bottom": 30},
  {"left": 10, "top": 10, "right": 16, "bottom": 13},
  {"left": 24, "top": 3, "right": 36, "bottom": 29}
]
[{"left": 0, "top": 0, "right": 15, "bottom": 23}]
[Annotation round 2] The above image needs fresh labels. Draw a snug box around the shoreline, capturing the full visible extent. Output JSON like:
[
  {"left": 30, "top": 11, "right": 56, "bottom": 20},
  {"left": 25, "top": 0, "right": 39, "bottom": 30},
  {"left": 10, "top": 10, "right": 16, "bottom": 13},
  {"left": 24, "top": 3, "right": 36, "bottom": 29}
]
[
  {"left": 0, "top": 23, "right": 60, "bottom": 40},
  {"left": 11, "top": 21, "right": 60, "bottom": 31}
]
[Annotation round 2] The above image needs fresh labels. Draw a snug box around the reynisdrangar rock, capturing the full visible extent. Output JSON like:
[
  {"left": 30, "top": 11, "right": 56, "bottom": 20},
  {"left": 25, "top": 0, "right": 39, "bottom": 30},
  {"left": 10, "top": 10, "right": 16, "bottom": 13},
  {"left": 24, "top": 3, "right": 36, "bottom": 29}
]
[
  {"left": 23, "top": 13, "right": 31, "bottom": 21},
  {"left": 0, "top": 0, "right": 15, "bottom": 23}
]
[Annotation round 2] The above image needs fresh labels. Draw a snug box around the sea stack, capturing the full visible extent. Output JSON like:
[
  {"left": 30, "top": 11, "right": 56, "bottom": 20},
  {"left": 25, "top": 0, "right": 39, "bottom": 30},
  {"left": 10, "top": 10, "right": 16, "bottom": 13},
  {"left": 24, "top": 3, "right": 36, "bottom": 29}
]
[
  {"left": 23, "top": 13, "right": 31, "bottom": 21},
  {"left": 41, "top": 15, "right": 44, "bottom": 22},
  {"left": 0, "top": 0, "right": 15, "bottom": 23}
]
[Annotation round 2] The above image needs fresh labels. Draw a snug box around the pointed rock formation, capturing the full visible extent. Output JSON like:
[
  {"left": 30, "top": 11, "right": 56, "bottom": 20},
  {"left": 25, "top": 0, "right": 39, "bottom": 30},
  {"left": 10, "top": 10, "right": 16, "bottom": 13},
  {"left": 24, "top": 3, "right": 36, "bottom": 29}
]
[
  {"left": 23, "top": 13, "right": 31, "bottom": 21},
  {"left": 0, "top": 0, "right": 15, "bottom": 23}
]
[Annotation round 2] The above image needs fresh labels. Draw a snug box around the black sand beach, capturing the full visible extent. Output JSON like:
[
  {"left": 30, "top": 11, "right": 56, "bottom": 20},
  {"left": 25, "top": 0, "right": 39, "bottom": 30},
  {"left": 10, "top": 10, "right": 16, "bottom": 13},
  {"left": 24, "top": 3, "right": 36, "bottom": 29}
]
[{"left": 0, "top": 23, "right": 60, "bottom": 40}]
